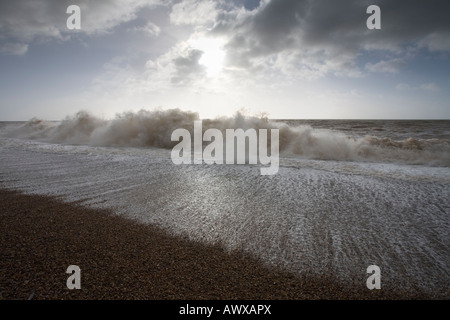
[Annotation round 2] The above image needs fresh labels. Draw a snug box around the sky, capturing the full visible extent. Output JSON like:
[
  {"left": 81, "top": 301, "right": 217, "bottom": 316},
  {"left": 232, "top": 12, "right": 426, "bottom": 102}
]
[{"left": 0, "top": 0, "right": 449, "bottom": 120}]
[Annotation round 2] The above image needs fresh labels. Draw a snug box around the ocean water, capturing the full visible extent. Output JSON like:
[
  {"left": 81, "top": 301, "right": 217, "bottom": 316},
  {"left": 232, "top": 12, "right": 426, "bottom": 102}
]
[{"left": 0, "top": 110, "right": 449, "bottom": 296}]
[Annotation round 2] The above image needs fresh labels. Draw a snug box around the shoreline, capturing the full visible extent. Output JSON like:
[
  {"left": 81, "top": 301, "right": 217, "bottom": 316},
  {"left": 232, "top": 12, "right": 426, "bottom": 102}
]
[{"left": 0, "top": 188, "right": 443, "bottom": 300}]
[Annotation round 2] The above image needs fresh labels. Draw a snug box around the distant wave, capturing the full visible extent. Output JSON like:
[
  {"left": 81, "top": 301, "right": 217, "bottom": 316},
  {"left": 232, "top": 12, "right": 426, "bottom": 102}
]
[{"left": 2, "top": 109, "right": 450, "bottom": 166}]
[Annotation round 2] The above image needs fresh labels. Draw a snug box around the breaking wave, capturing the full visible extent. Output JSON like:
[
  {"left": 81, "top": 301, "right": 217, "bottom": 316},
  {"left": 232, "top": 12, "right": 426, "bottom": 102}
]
[{"left": 2, "top": 109, "right": 450, "bottom": 166}]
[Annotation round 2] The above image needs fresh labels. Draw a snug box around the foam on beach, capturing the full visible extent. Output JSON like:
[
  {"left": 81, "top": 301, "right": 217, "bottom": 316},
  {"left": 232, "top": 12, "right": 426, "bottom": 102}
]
[{"left": 0, "top": 132, "right": 449, "bottom": 296}]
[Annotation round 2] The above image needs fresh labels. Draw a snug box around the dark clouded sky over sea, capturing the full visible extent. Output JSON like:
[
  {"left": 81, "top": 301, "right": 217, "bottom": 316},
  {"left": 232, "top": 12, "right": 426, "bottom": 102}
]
[{"left": 0, "top": 0, "right": 449, "bottom": 120}]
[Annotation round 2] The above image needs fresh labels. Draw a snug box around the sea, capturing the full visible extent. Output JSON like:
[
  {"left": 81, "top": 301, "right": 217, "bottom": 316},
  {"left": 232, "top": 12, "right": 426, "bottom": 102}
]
[{"left": 0, "top": 110, "right": 449, "bottom": 297}]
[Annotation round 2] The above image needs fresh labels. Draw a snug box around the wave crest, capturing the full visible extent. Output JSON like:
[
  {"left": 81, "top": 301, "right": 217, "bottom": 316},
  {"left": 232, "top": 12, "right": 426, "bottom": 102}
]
[{"left": 3, "top": 109, "right": 449, "bottom": 166}]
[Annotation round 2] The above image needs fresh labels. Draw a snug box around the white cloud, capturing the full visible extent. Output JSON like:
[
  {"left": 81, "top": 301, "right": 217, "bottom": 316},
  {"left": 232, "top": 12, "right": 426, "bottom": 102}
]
[
  {"left": 80, "top": 0, "right": 160, "bottom": 35},
  {"left": 366, "top": 58, "right": 406, "bottom": 74},
  {"left": 395, "top": 82, "right": 441, "bottom": 93},
  {"left": 0, "top": 43, "right": 29, "bottom": 56},
  {"left": 418, "top": 33, "right": 450, "bottom": 52},
  {"left": 395, "top": 83, "right": 412, "bottom": 91},
  {"left": 130, "top": 22, "right": 161, "bottom": 37},
  {"left": 420, "top": 82, "right": 440, "bottom": 92},
  {"left": 170, "top": 0, "right": 218, "bottom": 26}
]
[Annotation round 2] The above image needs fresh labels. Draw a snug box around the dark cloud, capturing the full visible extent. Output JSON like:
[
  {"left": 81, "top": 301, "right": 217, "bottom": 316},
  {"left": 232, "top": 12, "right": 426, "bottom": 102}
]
[
  {"left": 212, "top": 0, "right": 450, "bottom": 76},
  {"left": 0, "top": 0, "right": 159, "bottom": 42},
  {"left": 171, "top": 49, "right": 206, "bottom": 84}
]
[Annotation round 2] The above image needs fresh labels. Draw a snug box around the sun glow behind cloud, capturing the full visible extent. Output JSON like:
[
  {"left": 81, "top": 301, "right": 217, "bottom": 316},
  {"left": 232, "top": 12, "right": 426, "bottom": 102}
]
[{"left": 190, "top": 37, "right": 226, "bottom": 77}]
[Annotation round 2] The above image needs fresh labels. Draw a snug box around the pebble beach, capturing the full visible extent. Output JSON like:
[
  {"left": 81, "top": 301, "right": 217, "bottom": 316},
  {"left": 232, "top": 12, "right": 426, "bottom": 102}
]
[{"left": 0, "top": 189, "right": 441, "bottom": 300}]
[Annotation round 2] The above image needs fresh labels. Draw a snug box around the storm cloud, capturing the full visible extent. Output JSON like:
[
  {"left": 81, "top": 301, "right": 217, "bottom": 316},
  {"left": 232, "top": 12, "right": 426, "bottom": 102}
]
[{"left": 210, "top": 0, "right": 450, "bottom": 77}]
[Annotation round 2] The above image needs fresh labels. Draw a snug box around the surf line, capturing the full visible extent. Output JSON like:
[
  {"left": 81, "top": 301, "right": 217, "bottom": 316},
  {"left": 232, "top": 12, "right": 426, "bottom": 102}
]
[{"left": 171, "top": 120, "right": 279, "bottom": 175}]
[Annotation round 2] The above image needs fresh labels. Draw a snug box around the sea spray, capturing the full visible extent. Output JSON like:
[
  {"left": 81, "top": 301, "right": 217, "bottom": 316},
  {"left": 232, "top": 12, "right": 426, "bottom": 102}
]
[{"left": 2, "top": 109, "right": 449, "bottom": 166}]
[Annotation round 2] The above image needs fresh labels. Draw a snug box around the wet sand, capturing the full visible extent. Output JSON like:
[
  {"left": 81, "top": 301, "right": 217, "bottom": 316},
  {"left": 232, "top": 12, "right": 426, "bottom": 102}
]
[{"left": 0, "top": 189, "right": 439, "bottom": 300}]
